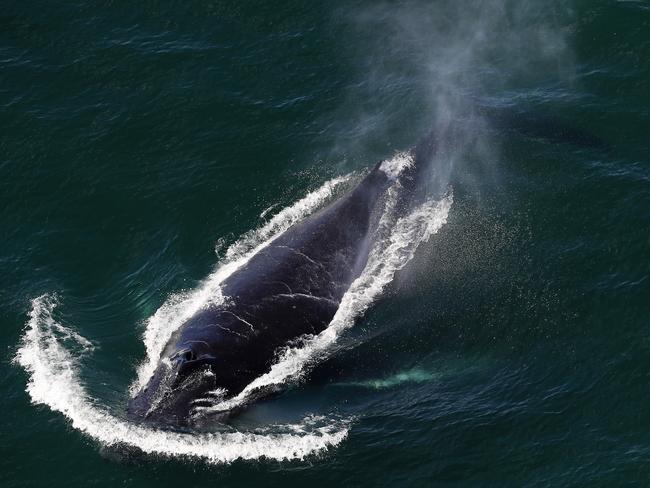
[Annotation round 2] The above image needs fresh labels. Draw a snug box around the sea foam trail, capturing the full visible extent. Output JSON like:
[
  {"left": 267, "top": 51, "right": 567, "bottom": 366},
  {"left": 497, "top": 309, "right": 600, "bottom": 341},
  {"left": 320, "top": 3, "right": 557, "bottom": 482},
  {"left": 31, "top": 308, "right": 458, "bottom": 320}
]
[
  {"left": 131, "top": 175, "right": 351, "bottom": 396},
  {"left": 15, "top": 296, "right": 349, "bottom": 463},
  {"left": 15, "top": 155, "right": 452, "bottom": 463},
  {"left": 199, "top": 185, "right": 453, "bottom": 414}
]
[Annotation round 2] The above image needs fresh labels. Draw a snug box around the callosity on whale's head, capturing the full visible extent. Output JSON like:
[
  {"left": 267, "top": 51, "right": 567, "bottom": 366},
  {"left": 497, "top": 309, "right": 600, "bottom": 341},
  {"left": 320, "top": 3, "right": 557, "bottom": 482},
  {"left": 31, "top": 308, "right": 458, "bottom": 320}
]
[{"left": 127, "top": 339, "right": 241, "bottom": 425}]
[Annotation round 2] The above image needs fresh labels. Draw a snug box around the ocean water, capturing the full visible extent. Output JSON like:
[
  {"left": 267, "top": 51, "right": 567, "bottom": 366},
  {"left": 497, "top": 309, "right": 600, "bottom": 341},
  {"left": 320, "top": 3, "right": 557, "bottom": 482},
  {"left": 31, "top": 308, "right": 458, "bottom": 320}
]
[{"left": 2, "top": 0, "right": 649, "bottom": 486}]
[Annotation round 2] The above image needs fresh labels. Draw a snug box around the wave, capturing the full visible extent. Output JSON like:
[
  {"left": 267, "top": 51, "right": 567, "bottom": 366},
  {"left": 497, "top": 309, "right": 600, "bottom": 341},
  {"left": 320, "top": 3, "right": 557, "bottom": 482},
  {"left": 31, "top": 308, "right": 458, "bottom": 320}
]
[
  {"left": 15, "top": 154, "right": 452, "bottom": 463},
  {"left": 195, "top": 161, "right": 453, "bottom": 415},
  {"left": 15, "top": 296, "right": 349, "bottom": 463},
  {"left": 131, "top": 174, "right": 351, "bottom": 396}
]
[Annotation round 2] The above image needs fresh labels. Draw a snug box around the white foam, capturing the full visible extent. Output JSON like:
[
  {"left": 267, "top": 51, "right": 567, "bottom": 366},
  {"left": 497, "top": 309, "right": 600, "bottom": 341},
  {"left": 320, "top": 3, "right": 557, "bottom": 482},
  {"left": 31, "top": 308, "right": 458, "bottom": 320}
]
[
  {"left": 198, "top": 183, "right": 453, "bottom": 414},
  {"left": 15, "top": 156, "right": 453, "bottom": 464},
  {"left": 379, "top": 152, "right": 414, "bottom": 179},
  {"left": 131, "top": 175, "right": 351, "bottom": 396},
  {"left": 15, "top": 295, "right": 349, "bottom": 463},
  {"left": 259, "top": 203, "right": 279, "bottom": 220}
]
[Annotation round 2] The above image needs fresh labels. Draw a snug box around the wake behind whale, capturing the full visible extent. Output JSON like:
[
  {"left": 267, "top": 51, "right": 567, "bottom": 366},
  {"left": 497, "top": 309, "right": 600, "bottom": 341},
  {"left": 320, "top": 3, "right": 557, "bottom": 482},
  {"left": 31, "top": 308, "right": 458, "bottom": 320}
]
[
  {"left": 15, "top": 139, "right": 453, "bottom": 463},
  {"left": 127, "top": 132, "right": 449, "bottom": 426}
]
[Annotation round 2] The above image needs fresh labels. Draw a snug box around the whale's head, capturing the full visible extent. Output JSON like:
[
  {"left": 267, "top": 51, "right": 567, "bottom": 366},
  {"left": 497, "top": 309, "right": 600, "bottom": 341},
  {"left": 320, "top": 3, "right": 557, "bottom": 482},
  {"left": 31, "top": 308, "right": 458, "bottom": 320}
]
[{"left": 127, "top": 340, "right": 242, "bottom": 426}]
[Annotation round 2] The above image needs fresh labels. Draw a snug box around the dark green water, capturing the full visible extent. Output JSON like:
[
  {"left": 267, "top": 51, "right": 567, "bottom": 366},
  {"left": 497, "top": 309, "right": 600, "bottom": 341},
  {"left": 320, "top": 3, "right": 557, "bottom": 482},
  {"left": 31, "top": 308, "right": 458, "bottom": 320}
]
[{"left": 2, "top": 0, "right": 649, "bottom": 486}]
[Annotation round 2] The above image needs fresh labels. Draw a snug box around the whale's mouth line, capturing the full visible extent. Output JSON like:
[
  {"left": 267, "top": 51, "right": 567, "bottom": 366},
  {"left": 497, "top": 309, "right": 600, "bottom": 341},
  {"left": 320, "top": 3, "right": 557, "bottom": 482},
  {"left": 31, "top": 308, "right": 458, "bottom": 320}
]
[{"left": 14, "top": 152, "right": 452, "bottom": 463}]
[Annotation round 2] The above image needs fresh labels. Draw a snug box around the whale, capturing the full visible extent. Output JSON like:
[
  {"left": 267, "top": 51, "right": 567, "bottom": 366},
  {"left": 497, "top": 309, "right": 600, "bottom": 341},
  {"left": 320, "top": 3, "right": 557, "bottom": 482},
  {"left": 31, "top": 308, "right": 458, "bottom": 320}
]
[{"left": 127, "top": 133, "right": 437, "bottom": 426}]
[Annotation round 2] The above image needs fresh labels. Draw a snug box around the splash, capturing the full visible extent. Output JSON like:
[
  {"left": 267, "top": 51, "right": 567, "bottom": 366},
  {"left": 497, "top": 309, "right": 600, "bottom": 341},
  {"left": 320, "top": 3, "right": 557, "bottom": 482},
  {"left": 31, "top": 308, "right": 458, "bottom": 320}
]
[
  {"left": 15, "top": 154, "right": 452, "bottom": 463},
  {"left": 131, "top": 174, "right": 351, "bottom": 396},
  {"left": 14, "top": 295, "right": 348, "bottom": 463},
  {"left": 196, "top": 182, "right": 453, "bottom": 415},
  {"left": 379, "top": 151, "right": 414, "bottom": 179}
]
